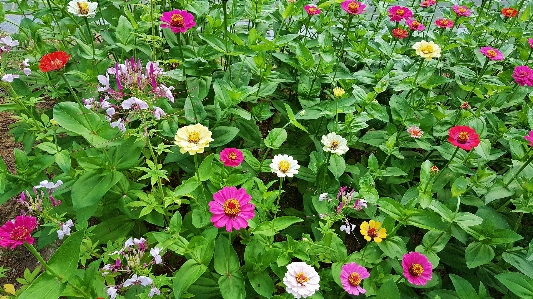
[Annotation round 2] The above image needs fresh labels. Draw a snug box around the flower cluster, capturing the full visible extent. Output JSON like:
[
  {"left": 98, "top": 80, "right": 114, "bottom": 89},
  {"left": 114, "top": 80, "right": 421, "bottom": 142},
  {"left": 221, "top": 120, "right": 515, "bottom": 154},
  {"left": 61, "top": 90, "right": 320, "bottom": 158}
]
[
  {"left": 209, "top": 186, "right": 255, "bottom": 232},
  {"left": 1, "top": 37, "right": 32, "bottom": 82},
  {"left": 17, "top": 180, "right": 64, "bottom": 212},
  {"left": 57, "top": 219, "right": 74, "bottom": 240}
]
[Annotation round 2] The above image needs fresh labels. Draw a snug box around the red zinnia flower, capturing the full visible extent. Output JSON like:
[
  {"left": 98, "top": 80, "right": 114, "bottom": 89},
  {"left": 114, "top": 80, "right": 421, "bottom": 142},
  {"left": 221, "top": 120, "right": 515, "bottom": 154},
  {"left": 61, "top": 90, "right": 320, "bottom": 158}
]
[
  {"left": 406, "top": 19, "right": 425, "bottom": 31},
  {"left": 39, "top": 51, "right": 70, "bottom": 72},
  {"left": 448, "top": 126, "right": 480, "bottom": 150},
  {"left": 392, "top": 28, "right": 408, "bottom": 39},
  {"left": 0, "top": 215, "right": 38, "bottom": 249},
  {"left": 501, "top": 7, "right": 518, "bottom": 18},
  {"left": 435, "top": 18, "right": 454, "bottom": 28}
]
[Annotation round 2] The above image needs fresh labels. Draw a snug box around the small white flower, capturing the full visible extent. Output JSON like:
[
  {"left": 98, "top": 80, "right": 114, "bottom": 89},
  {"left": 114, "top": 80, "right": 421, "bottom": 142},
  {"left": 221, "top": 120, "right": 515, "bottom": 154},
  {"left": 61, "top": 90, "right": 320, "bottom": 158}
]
[
  {"left": 153, "top": 106, "right": 165, "bottom": 120},
  {"left": 270, "top": 154, "right": 300, "bottom": 178},
  {"left": 122, "top": 97, "right": 148, "bottom": 110},
  {"left": 318, "top": 193, "right": 329, "bottom": 201},
  {"left": 340, "top": 223, "right": 357, "bottom": 234},
  {"left": 57, "top": 219, "right": 74, "bottom": 240},
  {"left": 110, "top": 118, "right": 126, "bottom": 132},
  {"left": 106, "top": 286, "right": 118, "bottom": 299},
  {"left": 150, "top": 247, "right": 162, "bottom": 264},
  {"left": 0, "top": 36, "right": 19, "bottom": 47},
  {"left": 35, "top": 180, "right": 63, "bottom": 191},
  {"left": 22, "top": 58, "right": 30, "bottom": 67},
  {"left": 283, "top": 262, "right": 320, "bottom": 298},
  {"left": 123, "top": 274, "right": 153, "bottom": 287},
  {"left": 106, "top": 107, "right": 116, "bottom": 116},
  {"left": 321, "top": 132, "right": 349, "bottom": 155},
  {"left": 1, "top": 74, "right": 19, "bottom": 82},
  {"left": 148, "top": 287, "right": 160, "bottom": 298},
  {"left": 67, "top": 0, "right": 98, "bottom": 17},
  {"left": 23, "top": 68, "right": 31, "bottom": 76},
  {"left": 97, "top": 74, "right": 110, "bottom": 91}
]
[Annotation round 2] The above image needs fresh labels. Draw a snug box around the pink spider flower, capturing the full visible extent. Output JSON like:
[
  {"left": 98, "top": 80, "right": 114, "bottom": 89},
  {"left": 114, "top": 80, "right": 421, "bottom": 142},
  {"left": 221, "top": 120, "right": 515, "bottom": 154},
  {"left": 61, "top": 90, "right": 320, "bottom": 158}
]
[
  {"left": 388, "top": 6, "right": 412, "bottom": 22},
  {"left": 0, "top": 215, "right": 38, "bottom": 249},
  {"left": 479, "top": 47, "right": 504, "bottom": 61},
  {"left": 402, "top": 252, "right": 433, "bottom": 285},
  {"left": 209, "top": 187, "right": 255, "bottom": 232},
  {"left": 160, "top": 10, "right": 196, "bottom": 33}
]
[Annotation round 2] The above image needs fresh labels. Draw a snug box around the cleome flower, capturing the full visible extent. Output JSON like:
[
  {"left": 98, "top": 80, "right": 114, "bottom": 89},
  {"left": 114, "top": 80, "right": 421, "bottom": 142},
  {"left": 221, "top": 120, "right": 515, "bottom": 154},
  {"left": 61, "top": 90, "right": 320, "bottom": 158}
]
[
  {"left": 360, "top": 220, "right": 387, "bottom": 242},
  {"left": 322, "top": 132, "right": 349, "bottom": 155},
  {"left": 160, "top": 10, "right": 196, "bottom": 33},
  {"left": 448, "top": 126, "right": 480, "bottom": 151},
  {"left": 209, "top": 186, "right": 255, "bottom": 232},
  {"left": 0, "top": 215, "right": 38, "bottom": 249},
  {"left": 174, "top": 123, "right": 214, "bottom": 155},
  {"left": 283, "top": 262, "right": 320, "bottom": 298},
  {"left": 270, "top": 154, "right": 300, "bottom": 177},
  {"left": 412, "top": 40, "right": 441, "bottom": 60},
  {"left": 402, "top": 252, "right": 433, "bottom": 285},
  {"left": 340, "top": 262, "right": 370, "bottom": 296},
  {"left": 67, "top": 0, "right": 98, "bottom": 17}
]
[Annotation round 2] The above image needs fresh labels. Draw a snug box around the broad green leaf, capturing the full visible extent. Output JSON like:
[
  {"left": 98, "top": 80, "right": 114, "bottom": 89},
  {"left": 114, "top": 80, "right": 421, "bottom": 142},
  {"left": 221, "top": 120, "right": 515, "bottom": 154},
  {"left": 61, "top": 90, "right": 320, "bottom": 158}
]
[
  {"left": 377, "top": 236, "right": 406, "bottom": 259},
  {"left": 376, "top": 278, "right": 400, "bottom": 299},
  {"left": 198, "top": 154, "right": 215, "bottom": 181},
  {"left": 173, "top": 260, "right": 208, "bottom": 299},
  {"left": 47, "top": 231, "right": 84, "bottom": 282},
  {"left": 116, "top": 15, "right": 133, "bottom": 44},
  {"left": 328, "top": 154, "right": 346, "bottom": 180},
  {"left": 174, "top": 177, "right": 201, "bottom": 197},
  {"left": 452, "top": 177, "right": 468, "bottom": 197},
  {"left": 218, "top": 271, "right": 245, "bottom": 299},
  {"left": 264, "top": 128, "right": 287, "bottom": 149},
  {"left": 184, "top": 96, "right": 207, "bottom": 123},
  {"left": 449, "top": 274, "right": 479, "bottom": 299},
  {"left": 465, "top": 242, "right": 494, "bottom": 268},
  {"left": 91, "top": 215, "right": 134, "bottom": 243},
  {"left": 211, "top": 126, "right": 240, "bottom": 147},
  {"left": 214, "top": 235, "right": 240, "bottom": 275},
  {"left": 169, "top": 210, "right": 183, "bottom": 233},
  {"left": 502, "top": 252, "right": 533, "bottom": 279},
  {"left": 71, "top": 171, "right": 123, "bottom": 210},
  {"left": 55, "top": 150, "right": 71, "bottom": 173},
  {"left": 18, "top": 272, "right": 65, "bottom": 299},
  {"left": 495, "top": 272, "right": 533, "bottom": 298},
  {"left": 253, "top": 216, "right": 303, "bottom": 236},
  {"left": 248, "top": 272, "right": 274, "bottom": 298}
]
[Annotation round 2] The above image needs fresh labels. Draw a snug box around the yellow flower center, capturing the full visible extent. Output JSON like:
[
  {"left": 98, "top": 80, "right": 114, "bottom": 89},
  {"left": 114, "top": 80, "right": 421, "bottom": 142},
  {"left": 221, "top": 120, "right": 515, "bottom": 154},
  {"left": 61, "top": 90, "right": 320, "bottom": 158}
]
[
  {"left": 409, "top": 263, "right": 424, "bottom": 277},
  {"left": 228, "top": 152, "right": 237, "bottom": 160},
  {"left": 331, "top": 140, "right": 339, "bottom": 149},
  {"left": 441, "top": 20, "right": 449, "bottom": 26},
  {"left": 77, "top": 1, "right": 89, "bottom": 14},
  {"left": 348, "top": 272, "right": 361, "bottom": 286},
  {"left": 50, "top": 59, "right": 64, "bottom": 68},
  {"left": 10, "top": 226, "right": 28, "bottom": 240},
  {"left": 295, "top": 272, "right": 308, "bottom": 285},
  {"left": 308, "top": 7, "right": 318, "bottom": 13},
  {"left": 486, "top": 50, "right": 497, "bottom": 57},
  {"left": 188, "top": 131, "right": 200, "bottom": 144},
  {"left": 396, "top": 9, "right": 404, "bottom": 16},
  {"left": 412, "top": 21, "right": 420, "bottom": 27},
  {"left": 171, "top": 14, "right": 185, "bottom": 27},
  {"left": 348, "top": 2, "right": 360, "bottom": 11},
  {"left": 223, "top": 199, "right": 241, "bottom": 217},
  {"left": 420, "top": 44, "right": 433, "bottom": 54},
  {"left": 278, "top": 160, "right": 290, "bottom": 173},
  {"left": 458, "top": 7, "right": 466, "bottom": 13},
  {"left": 457, "top": 132, "right": 469, "bottom": 144},
  {"left": 367, "top": 227, "right": 378, "bottom": 238}
]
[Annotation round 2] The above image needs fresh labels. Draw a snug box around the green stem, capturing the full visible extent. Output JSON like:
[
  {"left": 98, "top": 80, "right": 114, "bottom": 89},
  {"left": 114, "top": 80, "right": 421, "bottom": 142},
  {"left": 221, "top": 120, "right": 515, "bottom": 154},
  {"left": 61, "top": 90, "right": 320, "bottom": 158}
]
[
  {"left": 83, "top": 17, "right": 95, "bottom": 58},
  {"left": 258, "top": 148, "right": 272, "bottom": 173},
  {"left": 496, "top": 151, "right": 533, "bottom": 211},
  {"left": 275, "top": 177, "right": 283, "bottom": 217},
  {"left": 423, "top": 146, "right": 460, "bottom": 193},
  {"left": 413, "top": 59, "right": 426, "bottom": 85},
  {"left": 332, "top": 16, "right": 353, "bottom": 81},
  {"left": 222, "top": 0, "right": 231, "bottom": 78},
  {"left": 227, "top": 231, "right": 232, "bottom": 275},
  {"left": 465, "top": 58, "right": 489, "bottom": 104},
  {"left": 194, "top": 154, "right": 200, "bottom": 180}
]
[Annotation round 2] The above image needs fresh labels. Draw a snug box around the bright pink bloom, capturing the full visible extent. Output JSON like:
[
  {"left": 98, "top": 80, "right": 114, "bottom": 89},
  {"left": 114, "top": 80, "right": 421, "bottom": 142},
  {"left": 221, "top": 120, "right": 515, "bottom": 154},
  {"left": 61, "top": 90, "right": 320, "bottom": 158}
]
[
  {"left": 513, "top": 66, "right": 533, "bottom": 86},
  {"left": 402, "top": 252, "right": 432, "bottom": 285},
  {"left": 406, "top": 19, "right": 425, "bottom": 31},
  {"left": 448, "top": 126, "right": 480, "bottom": 151},
  {"left": 160, "top": 10, "right": 196, "bottom": 33},
  {"left": 479, "top": 47, "right": 504, "bottom": 61},
  {"left": 420, "top": 0, "right": 436, "bottom": 7},
  {"left": 388, "top": 6, "right": 412, "bottom": 22},
  {"left": 525, "top": 131, "right": 533, "bottom": 146},
  {"left": 341, "top": 0, "right": 366, "bottom": 15},
  {"left": 209, "top": 187, "right": 255, "bottom": 232},
  {"left": 340, "top": 263, "right": 370, "bottom": 295},
  {"left": 528, "top": 38, "right": 533, "bottom": 49},
  {"left": 435, "top": 18, "right": 454, "bottom": 28},
  {"left": 0, "top": 215, "right": 37, "bottom": 249},
  {"left": 304, "top": 5, "right": 321, "bottom": 15},
  {"left": 452, "top": 5, "right": 471, "bottom": 17},
  {"left": 219, "top": 148, "right": 244, "bottom": 167},
  {"left": 392, "top": 28, "right": 409, "bottom": 39}
]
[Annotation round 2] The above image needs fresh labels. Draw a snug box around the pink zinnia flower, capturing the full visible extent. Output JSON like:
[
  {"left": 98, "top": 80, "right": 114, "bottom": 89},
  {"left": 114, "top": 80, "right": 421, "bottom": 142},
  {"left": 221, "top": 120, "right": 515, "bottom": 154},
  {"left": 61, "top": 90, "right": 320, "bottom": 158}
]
[
  {"left": 406, "top": 19, "right": 425, "bottom": 31},
  {"left": 420, "top": 0, "right": 436, "bottom": 8},
  {"left": 448, "top": 126, "right": 480, "bottom": 151},
  {"left": 341, "top": 0, "right": 366, "bottom": 15},
  {"left": 304, "top": 5, "right": 321, "bottom": 15},
  {"left": 219, "top": 148, "right": 244, "bottom": 167},
  {"left": 160, "top": 10, "right": 196, "bottom": 33},
  {"left": 479, "top": 47, "right": 504, "bottom": 61},
  {"left": 388, "top": 6, "right": 412, "bottom": 22},
  {"left": 0, "top": 215, "right": 38, "bottom": 249},
  {"left": 435, "top": 18, "right": 454, "bottom": 28},
  {"left": 402, "top": 252, "right": 432, "bottom": 285},
  {"left": 452, "top": 5, "right": 471, "bottom": 17},
  {"left": 513, "top": 66, "right": 533, "bottom": 86},
  {"left": 340, "top": 263, "right": 370, "bottom": 295},
  {"left": 528, "top": 38, "right": 533, "bottom": 49},
  {"left": 209, "top": 186, "right": 255, "bottom": 232},
  {"left": 524, "top": 130, "right": 533, "bottom": 146},
  {"left": 407, "top": 125, "right": 424, "bottom": 138}
]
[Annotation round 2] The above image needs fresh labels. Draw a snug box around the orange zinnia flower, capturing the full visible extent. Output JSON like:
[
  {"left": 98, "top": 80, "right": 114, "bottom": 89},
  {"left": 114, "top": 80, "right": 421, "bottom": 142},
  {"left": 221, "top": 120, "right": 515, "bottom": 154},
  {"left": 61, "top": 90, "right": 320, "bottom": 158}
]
[{"left": 39, "top": 51, "right": 71, "bottom": 72}]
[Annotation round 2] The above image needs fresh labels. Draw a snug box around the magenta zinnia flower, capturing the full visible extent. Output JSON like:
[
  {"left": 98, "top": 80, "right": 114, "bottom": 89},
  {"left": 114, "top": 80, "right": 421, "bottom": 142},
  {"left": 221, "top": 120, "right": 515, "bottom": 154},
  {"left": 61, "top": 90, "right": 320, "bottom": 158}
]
[
  {"left": 452, "top": 5, "right": 471, "bottom": 17},
  {"left": 209, "top": 186, "right": 255, "bottom": 232},
  {"left": 402, "top": 252, "right": 432, "bottom": 285},
  {"left": 448, "top": 126, "right": 480, "bottom": 151},
  {"left": 525, "top": 130, "right": 533, "bottom": 146},
  {"left": 513, "top": 66, "right": 533, "bottom": 86},
  {"left": 479, "top": 47, "right": 504, "bottom": 61},
  {"left": 0, "top": 215, "right": 37, "bottom": 249},
  {"left": 160, "top": 10, "right": 196, "bottom": 33},
  {"left": 406, "top": 19, "right": 425, "bottom": 31},
  {"left": 420, "top": 0, "right": 436, "bottom": 7},
  {"left": 340, "top": 263, "right": 370, "bottom": 295},
  {"left": 219, "top": 148, "right": 244, "bottom": 167},
  {"left": 341, "top": 0, "right": 366, "bottom": 15},
  {"left": 304, "top": 4, "right": 321, "bottom": 15},
  {"left": 435, "top": 18, "right": 454, "bottom": 28},
  {"left": 388, "top": 6, "right": 412, "bottom": 22},
  {"left": 528, "top": 38, "right": 533, "bottom": 49}
]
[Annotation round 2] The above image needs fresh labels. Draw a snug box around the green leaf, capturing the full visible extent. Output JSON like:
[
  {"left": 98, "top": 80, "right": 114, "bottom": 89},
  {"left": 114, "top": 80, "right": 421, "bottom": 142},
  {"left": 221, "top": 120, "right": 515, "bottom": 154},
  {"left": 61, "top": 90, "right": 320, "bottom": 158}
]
[
  {"left": 91, "top": 215, "right": 134, "bottom": 243},
  {"left": 198, "top": 154, "right": 215, "bottom": 181},
  {"left": 264, "top": 128, "right": 287, "bottom": 149},
  {"left": 18, "top": 272, "right": 65, "bottom": 299},
  {"left": 484, "top": 181, "right": 514, "bottom": 204},
  {"left": 253, "top": 216, "right": 303, "bottom": 236},
  {"left": 465, "top": 242, "right": 495, "bottom": 268},
  {"left": 116, "top": 15, "right": 133, "bottom": 44},
  {"left": 53, "top": 102, "right": 111, "bottom": 146},
  {"left": 368, "top": 154, "right": 379, "bottom": 172},
  {"left": 214, "top": 235, "right": 240, "bottom": 275},
  {"left": 169, "top": 210, "right": 183, "bottom": 233},
  {"left": 47, "top": 231, "right": 84, "bottom": 282},
  {"left": 55, "top": 150, "right": 71, "bottom": 173},
  {"left": 173, "top": 260, "right": 208, "bottom": 299},
  {"left": 376, "top": 278, "right": 400, "bottom": 299},
  {"left": 218, "top": 271, "right": 245, "bottom": 299},
  {"left": 487, "top": 229, "right": 523, "bottom": 245},
  {"left": 211, "top": 126, "right": 239, "bottom": 147},
  {"left": 496, "top": 272, "right": 533, "bottom": 298},
  {"left": 184, "top": 96, "right": 207, "bottom": 123},
  {"left": 71, "top": 171, "right": 123, "bottom": 210},
  {"left": 449, "top": 274, "right": 479, "bottom": 299},
  {"left": 377, "top": 236, "right": 406, "bottom": 259},
  {"left": 502, "top": 252, "right": 533, "bottom": 279},
  {"left": 328, "top": 154, "right": 346, "bottom": 180},
  {"left": 248, "top": 271, "right": 274, "bottom": 298},
  {"left": 452, "top": 177, "right": 468, "bottom": 197},
  {"left": 174, "top": 177, "right": 201, "bottom": 197},
  {"left": 284, "top": 103, "right": 308, "bottom": 133}
]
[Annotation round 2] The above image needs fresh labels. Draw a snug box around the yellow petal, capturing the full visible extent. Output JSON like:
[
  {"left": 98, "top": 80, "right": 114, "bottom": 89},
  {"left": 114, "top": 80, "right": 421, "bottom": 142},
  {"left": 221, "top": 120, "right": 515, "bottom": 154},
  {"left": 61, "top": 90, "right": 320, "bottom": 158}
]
[
  {"left": 374, "top": 237, "right": 382, "bottom": 243},
  {"left": 360, "top": 221, "right": 369, "bottom": 231},
  {"left": 368, "top": 219, "right": 375, "bottom": 228},
  {"left": 3, "top": 284, "right": 15, "bottom": 295},
  {"left": 374, "top": 221, "right": 382, "bottom": 229},
  {"left": 363, "top": 235, "right": 371, "bottom": 242},
  {"left": 378, "top": 228, "right": 387, "bottom": 238}
]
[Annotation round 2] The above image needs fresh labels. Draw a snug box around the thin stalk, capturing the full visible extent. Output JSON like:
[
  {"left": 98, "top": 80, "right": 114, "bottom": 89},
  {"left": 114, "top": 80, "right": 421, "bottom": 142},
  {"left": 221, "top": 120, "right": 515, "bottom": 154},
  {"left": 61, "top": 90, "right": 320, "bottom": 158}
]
[
  {"left": 83, "top": 18, "right": 95, "bottom": 58},
  {"left": 227, "top": 232, "right": 232, "bottom": 275},
  {"left": 222, "top": 0, "right": 232, "bottom": 78},
  {"left": 275, "top": 177, "right": 283, "bottom": 217},
  {"left": 423, "top": 146, "right": 460, "bottom": 193},
  {"left": 496, "top": 151, "right": 533, "bottom": 211},
  {"left": 464, "top": 58, "right": 489, "bottom": 103},
  {"left": 178, "top": 34, "right": 197, "bottom": 122},
  {"left": 45, "top": 0, "right": 68, "bottom": 49},
  {"left": 412, "top": 59, "right": 426, "bottom": 85}
]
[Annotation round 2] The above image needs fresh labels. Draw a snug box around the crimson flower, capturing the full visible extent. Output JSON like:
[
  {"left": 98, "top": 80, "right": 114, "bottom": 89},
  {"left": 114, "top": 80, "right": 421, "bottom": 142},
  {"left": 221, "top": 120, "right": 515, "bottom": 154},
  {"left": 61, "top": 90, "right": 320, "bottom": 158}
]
[
  {"left": 39, "top": 51, "right": 70, "bottom": 72},
  {"left": 512, "top": 66, "right": 533, "bottom": 86},
  {"left": 406, "top": 19, "right": 425, "bottom": 31},
  {"left": 435, "top": 18, "right": 454, "bottom": 28},
  {"left": 341, "top": 0, "right": 366, "bottom": 15},
  {"left": 402, "top": 252, "right": 433, "bottom": 285},
  {"left": 304, "top": 4, "right": 321, "bottom": 15},
  {"left": 501, "top": 7, "right": 518, "bottom": 18},
  {"left": 160, "top": 10, "right": 196, "bottom": 33},
  {"left": 392, "top": 28, "right": 408, "bottom": 39},
  {"left": 420, "top": 0, "right": 436, "bottom": 7},
  {"left": 448, "top": 126, "right": 480, "bottom": 151},
  {"left": 0, "top": 215, "right": 38, "bottom": 249},
  {"left": 452, "top": 5, "right": 471, "bottom": 17}
]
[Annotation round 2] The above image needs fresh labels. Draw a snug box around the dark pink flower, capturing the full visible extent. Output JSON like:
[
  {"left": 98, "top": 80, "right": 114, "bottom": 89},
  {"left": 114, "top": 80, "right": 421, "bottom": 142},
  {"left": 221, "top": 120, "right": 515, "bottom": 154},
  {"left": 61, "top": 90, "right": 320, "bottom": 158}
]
[
  {"left": 219, "top": 148, "right": 244, "bottom": 167},
  {"left": 388, "top": 6, "right": 412, "bottom": 22},
  {"left": 452, "top": 5, "right": 471, "bottom": 17},
  {"left": 340, "top": 263, "right": 370, "bottom": 295},
  {"left": 0, "top": 215, "right": 37, "bottom": 249},
  {"left": 525, "top": 130, "right": 533, "bottom": 146},
  {"left": 479, "top": 47, "right": 504, "bottom": 61},
  {"left": 528, "top": 38, "right": 533, "bottom": 49},
  {"left": 420, "top": 0, "right": 436, "bottom": 7},
  {"left": 448, "top": 126, "right": 480, "bottom": 151},
  {"left": 435, "top": 18, "right": 454, "bottom": 28},
  {"left": 304, "top": 5, "right": 321, "bottom": 15},
  {"left": 209, "top": 187, "right": 255, "bottom": 232},
  {"left": 341, "top": 0, "right": 366, "bottom": 15},
  {"left": 402, "top": 252, "right": 432, "bottom": 285},
  {"left": 160, "top": 10, "right": 196, "bottom": 33},
  {"left": 513, "top": 66, "right": 533, "bottom": 86},
  {"left": 406, "top": 19, "right": 425, "bottom": 31},
  {"left": 392, "top": 28, "right": 409, "bottom": 39}
]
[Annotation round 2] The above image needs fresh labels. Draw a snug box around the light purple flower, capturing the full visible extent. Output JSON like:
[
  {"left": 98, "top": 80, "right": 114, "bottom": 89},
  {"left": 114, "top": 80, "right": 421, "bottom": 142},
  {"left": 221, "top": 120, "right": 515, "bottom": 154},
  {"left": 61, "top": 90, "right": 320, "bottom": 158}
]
[
  {"left": 0, "top": 36, "right": 19, "bottom": 47},
  {"left": 23, "top": 68, "right": 31, "bottom": 76},
  {"left": 110, "top": 118, "right": 126, "bottom": 132},
  {"left": 106, "top": 286, "right": 118, "bottom": 299},
  {"left": 318, "top": 193, "right": 329, "bottom": 201},
  {"left": 57, "top": 219, "right": 74, "bottom": 240},
  {"left": 340, "top": 223, "right": 357, "bottom": 234},
  {"left": 2, "top": 74, "right": 19, "bottom": 82},
  {"left": 123, "top": 274, "right": 153, "bottom": 287},
  {"left": 97, "top": 74, "right": 110, "bottom": 91},
  {"left": 153, "top": 106, "right": 165, "bottom": 120},
  {"left": 150, "top": 247, "right": 162, "bottom": 264},
  {"left": 106, "top": 107, "right": 116, "bottom": 116},
  {"left": 35, "top": 180, "right": 63, "bottom": 191},
  {"left": 22, "top": 58, "right": 30, "bottom": 67},
  {"left": 148, "top": 287, "right": 160, "bottom": 298},
  {"left": 121, "top": 97, "right": 149, "bottom": 110}
]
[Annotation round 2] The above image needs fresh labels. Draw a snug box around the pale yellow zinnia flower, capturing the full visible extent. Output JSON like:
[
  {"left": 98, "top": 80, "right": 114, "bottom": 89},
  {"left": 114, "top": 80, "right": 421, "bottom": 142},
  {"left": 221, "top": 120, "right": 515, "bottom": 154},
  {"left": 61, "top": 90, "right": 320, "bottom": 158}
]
[
  {"left": 174, "top": 124, "right": 214, "bottom": 155},
  {"left": 333, "top": 87, "right": 345, "bottom": 97},
  {"left": 412, "top": 40, "right": 441, "bottom": 60}
]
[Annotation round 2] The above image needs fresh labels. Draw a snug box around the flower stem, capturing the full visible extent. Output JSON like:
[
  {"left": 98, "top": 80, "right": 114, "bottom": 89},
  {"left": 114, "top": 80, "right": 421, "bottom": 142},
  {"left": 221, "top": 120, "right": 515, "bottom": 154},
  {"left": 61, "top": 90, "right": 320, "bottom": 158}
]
[
  {"left": 496, "top": 151, "right": 533, "bottom": 211},
  {"left": 83, "top": 17, "right": 95, "bottom": 58},
  {"left": 413, "top": 59, "right": 426, "bottom": 85},
  {"left": 222, "top": 0, "right": 232, "bottom": 78},
  {"left": 275, "top": 177, "right": 283, "bottom": 217},
  {"left": 423, "top": 146, "right": 460, "bottom": 193},
  {"left": 464, "top": 58, "right": 489, "bottom": 104},
  {"left": 227, "top": 231, "right": 232, "bottom": 275}
]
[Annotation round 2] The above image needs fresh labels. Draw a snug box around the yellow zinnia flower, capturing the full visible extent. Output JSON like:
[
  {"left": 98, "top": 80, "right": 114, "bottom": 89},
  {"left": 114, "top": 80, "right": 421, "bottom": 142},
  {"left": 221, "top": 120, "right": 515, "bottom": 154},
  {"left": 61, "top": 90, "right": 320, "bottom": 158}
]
[
  {"left": 412, "top": 40, "right": 441, "bottom": 60},
  {"left": 360, "top": 220, "right": 387, "bottom": 242},
  {"left": 333, "top": 87, "right": 345, "bottom": 97},
  {"left": 174, "top": 123, "right": 214, "bottom": 155}
]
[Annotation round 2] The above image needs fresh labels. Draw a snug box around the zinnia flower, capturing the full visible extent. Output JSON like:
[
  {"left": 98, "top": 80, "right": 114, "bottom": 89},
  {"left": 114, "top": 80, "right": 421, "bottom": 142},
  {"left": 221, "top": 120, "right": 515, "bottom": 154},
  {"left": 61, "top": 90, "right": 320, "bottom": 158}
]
[
  {"left": 333, "top": 87, "right": 345, "bottom": 97},
  {"left": 452, "top": 5, "right": 471, "bottom": 17},
  {"left": 435, "top": 18, "right": 454, "bottom": 28},
  {"left": 392, "top": 28, "right": 408, "bottom": 39},
  {"left": 406, "top": 19, "right": 425, "bottom": 31},
  {"left": 448, "top": 126, "right": 480, "bottom": 150},
  {"left": 479, "top": 47, "right": 504, "bottom": 61},
  {"left": 270, "top": 154, "right": 300, "bottom": 177},
  {"left": 160, "top": 10, "right": 196, "bottom": 33},
  {"left": 402, "top": 252, "right": 433, "bottom": 285},
  {"left": 528, "top": 38, "right": 533, "bottom": 49},
  {"left": 501, "top": 7, "right": 518, "bottom": 18},
  {"left": 39, "top": 51, "right": 70, "bottom": 72},
  {"left": 430, "top": 165, "right": 439, "bottom": 174},
  {"left": 340, "top": 263, "right": 370, "bottom": 296},
  {"left": 461, "top": 102, "right": 470, "bottom": 109},
  {"left": 360, "top": 220, "right": 387, "bottom": 242},
  {"left": 420, "top": 0, "right": 436, "bottom": 7},
  {"left": 174, "top": 123, "right": 214, "bottom": 155},
  {"left": 209, "top": 186, "right": 255, "bottom": 232},
  {"left": 283, "top": 262, "right": 320, "bottom": 298},
  {"left": 341, "top": 0, "right": 366, "bottom": 15},
  {"left": 512, "top": 66, "right": 533, "bottom": 86},
  {"left": 321, "top": 132, "right": 349, "bottom": 155},
  {"left": 219, "top": 148, "right": 244, "bottom": 167},
  {"left": 388, "top": 6, "right": 412, "bottom": 22},
  {"left": 524, "top": 130, "right": 533, "bottom": 146},
  {"left": 67, "top": 0, "right": 98, "bottom": 17},
  {"left": 407, "top": 126, "right": 424, "bottom": 138},
  {"left": 412, "top": 40, "right": 441, "bottom": 60},
  {"left": 0, "top": 215, "right": 38, "bottom": 249},
  {"left": 304, "top": 5, "right": 321, "bottom": 15}
]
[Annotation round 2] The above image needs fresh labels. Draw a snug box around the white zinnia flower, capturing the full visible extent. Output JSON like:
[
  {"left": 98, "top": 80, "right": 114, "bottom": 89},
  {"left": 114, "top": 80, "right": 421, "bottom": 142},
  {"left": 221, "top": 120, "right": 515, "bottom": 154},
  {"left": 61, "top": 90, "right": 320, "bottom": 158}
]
[
  {"left": 283, "top": 262, "right": 320, "bottom": 298},
  {"left": 270, "top": 154, "right": 300, "bottom": 177},
  {"left": 67, "top": 0, "right": 98, "bottom": 17},
  {"left": 321, "top": 132, "right": 349, "bottom": 155}
]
